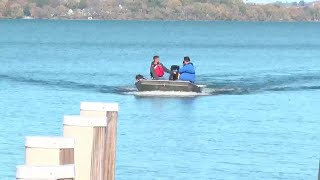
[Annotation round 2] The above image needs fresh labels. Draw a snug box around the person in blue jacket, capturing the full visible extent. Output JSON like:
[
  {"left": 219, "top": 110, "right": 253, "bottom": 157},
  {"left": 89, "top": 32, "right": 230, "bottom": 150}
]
[{"left": 179, "top": 56, "right": 195, "bottom": 83}]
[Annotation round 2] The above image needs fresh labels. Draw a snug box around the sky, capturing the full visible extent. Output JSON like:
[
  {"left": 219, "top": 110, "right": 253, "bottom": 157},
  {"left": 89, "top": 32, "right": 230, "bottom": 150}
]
[{"left": 246, "top": 0, "right": 314, "bottom": 3}]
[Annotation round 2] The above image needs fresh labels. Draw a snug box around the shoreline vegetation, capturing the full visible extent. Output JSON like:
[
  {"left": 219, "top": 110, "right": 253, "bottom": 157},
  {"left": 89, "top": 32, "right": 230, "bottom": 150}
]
[{"left": 1, "top": 0, "right": 320, "bottom": 22}]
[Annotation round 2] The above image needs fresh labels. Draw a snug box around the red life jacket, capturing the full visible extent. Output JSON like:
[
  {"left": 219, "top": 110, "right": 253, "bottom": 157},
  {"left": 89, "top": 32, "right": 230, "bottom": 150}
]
[{"left": 154, "top": 64, "right": 165, "bottom": 77}]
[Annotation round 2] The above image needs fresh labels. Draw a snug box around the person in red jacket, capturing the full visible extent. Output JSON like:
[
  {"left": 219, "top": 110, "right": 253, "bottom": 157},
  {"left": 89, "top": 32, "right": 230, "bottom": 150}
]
[{"left": 150, "top": 56, "right": 171, "bottom": 80}]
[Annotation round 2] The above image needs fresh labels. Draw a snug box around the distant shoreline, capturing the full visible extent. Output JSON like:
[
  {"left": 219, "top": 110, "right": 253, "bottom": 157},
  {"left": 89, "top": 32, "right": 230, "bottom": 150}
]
[
  {"left": 1, "top": 0, "right": 320, "bottom": 22},
  {"left": 1, "top": 17, "right": 320, "bottom": 23}
]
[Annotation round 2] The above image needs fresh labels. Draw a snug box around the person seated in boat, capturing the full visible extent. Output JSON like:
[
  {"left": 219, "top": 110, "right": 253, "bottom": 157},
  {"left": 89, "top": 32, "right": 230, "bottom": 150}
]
[
  {"left": 150, "top": 55, "right": 171, "bottom": 80},
  {"left": 179, "top": 56, "right": 195, "bottom": 83}
]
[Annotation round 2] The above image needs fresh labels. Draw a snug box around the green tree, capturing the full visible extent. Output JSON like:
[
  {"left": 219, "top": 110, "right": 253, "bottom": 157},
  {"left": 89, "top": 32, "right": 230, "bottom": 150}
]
[
  {"left": 65, "top": 0, "right": 78, "bottom": 9},
  {"left": 7, "top": 3, "right": 24, "bottom": 18},
  {"left": 298, "top": 1, "right": 305, "bottom": 6},
  {"left": 24, "top": 4, "right": 31, "bottom": 16},
  {"left": 32, "top": 0, "right": 49, "bottom": 7},
  {"left": 148, "top": 0, "right": 163, "bottom": 7},
  {"left": 165, "top": 0, "right": 182, "bottom": 9},
  {"left": 0, "top": 0, "right": 8, "bottom": 16},
  {"left": 48, "top": 0, "right": 60, "bottom": 8},
  {"left": 78, "top": 0, "right": 87, "bottom": 9}
]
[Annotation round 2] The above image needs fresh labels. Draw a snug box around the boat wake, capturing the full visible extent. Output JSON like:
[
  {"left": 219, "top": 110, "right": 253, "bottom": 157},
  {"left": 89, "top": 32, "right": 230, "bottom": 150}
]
[
  {"left": 120, "top": 84, "right": 241, "bottom": 97},
  {"left": 123, "top": 90, "right": 209, "bottom": 97},
  {"left": 1, "top": 71, "right": 320, "bottom": 97}
]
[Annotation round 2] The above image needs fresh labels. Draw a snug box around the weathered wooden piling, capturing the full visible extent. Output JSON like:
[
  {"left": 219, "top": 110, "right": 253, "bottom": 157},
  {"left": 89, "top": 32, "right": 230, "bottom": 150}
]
[
  {"left": 318, "top": 159, "right": 320, "bottom": 180},
  {"left": 63, "top": 115, "right": 111, "bottom": 180},
  {"left": 16, "top": 102, "right": 119, "bottom": 180},
  {"left": 16, "top": 164, "right": 75, "bottom": 180},
  {"left": 80, "top": 102, "right": 119, "bottom": 180},
  {"left": 25, "top": 136, "right": 74, "bottom": 166}
]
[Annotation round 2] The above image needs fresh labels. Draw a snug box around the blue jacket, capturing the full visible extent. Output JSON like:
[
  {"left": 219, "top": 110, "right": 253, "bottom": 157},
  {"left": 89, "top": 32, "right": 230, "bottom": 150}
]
[{"left": 179, "top": 63, "right": 195, "bottom": 83}]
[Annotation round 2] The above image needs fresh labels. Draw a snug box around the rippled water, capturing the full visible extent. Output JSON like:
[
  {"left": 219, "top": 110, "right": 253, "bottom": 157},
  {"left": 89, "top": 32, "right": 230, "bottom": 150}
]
[{"left": 0, "top": 20, "right": 320, "bottom": 179}]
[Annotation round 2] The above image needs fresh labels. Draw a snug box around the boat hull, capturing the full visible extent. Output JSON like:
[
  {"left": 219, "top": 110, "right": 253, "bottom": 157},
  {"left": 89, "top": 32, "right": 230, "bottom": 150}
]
[{"left": 135, "top": 80, "right": 201, "bottom": 93}]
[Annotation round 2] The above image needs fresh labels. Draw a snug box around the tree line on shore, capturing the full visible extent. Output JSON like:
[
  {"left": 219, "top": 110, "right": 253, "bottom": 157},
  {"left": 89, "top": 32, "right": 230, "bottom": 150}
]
[{"left": 1, "top": 0, "right": 320, "bottom": 21}]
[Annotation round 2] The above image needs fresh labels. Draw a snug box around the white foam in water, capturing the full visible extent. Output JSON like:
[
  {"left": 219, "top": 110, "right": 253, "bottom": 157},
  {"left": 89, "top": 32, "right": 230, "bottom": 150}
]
[
  {"left": 121, "top": 84, "right": 238, "bottom": 97},
  {"left": 122, "top": 87, "right": 137, "bottom": 91},
  {"left": 197, "top": 84, "right": 207, "bottom": 88},
  {"left": 121, "top": 85, "right": 241, "bottom": 96},
  {"left": 201, "top": 86, "right": 239, "bottom": 95},
  {"left": 124, "top": 91, "right": 210, "bottom": 97}
]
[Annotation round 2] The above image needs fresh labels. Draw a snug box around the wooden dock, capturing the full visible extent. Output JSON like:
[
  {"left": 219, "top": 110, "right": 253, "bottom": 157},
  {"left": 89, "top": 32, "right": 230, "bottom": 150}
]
[{"left": 16, "top": 102, "right": 119, "bottom": 180}]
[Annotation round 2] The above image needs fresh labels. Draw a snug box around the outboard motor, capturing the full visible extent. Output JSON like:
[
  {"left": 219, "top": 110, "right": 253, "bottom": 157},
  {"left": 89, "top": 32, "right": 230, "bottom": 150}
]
[
  {"left": 170, "top": 65, "right": 180, "bottom": 80},
  {"left": 135, "top": 74, "right": 146, "bottom": 81}
]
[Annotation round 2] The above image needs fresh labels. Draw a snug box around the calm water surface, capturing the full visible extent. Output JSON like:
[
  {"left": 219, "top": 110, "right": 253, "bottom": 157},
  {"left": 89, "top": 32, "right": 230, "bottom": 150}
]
[{"left": 0, "top": 20, "right": 320, "bottom": 179}]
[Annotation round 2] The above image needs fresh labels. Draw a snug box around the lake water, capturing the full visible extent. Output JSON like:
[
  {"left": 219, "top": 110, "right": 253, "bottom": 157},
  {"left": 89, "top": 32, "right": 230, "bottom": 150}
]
[{"left": 0, "top": 20, "right": 320, "bottom": 179}]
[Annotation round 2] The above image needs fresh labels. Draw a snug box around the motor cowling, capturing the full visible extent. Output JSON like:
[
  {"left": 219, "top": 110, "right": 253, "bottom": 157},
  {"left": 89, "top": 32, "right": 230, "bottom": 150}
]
[{"left": 170, "top": 65, "right": 180, "bottom": 80}]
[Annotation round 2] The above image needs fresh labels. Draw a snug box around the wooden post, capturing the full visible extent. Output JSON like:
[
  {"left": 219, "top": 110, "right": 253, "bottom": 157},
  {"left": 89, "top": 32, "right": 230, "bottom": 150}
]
[
  {"left": 80, "top": 102, "right": 118, "bottom": 180},
  {"left": 318, "top": 159, "right": 320, "bottom": 180},
  {"left": 16, "top": 164, "right": 75, "bottom": 180},
  {"left": 25, "top": 136, "right": 74, "bottom": 166},
  {"left": 63, "top": 115, "right": 111, "bottom": 180}
]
